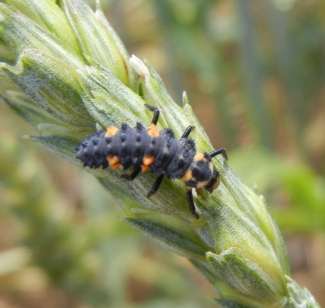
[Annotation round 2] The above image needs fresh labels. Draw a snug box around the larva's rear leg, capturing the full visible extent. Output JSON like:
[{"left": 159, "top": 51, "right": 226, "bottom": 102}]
[
  {"left": 186, "top": 189, "right": 199, "bottom": 219},
  {"left": 147, "top": 174, "right": 164, "bottom": 197},
  {"left": 144, "top": 104, "right": 160, "bottom": 125},
  {"left": 208, "top": 147, "right": 228, "bottom": 160},
  {"left": 121, "top": 166, "right": 141, "bottom": 180},
  {"left": 181, "top": 125, "right": 195, "bottom": 138}
]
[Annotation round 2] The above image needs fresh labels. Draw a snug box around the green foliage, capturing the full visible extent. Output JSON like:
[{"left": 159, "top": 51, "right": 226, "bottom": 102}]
[{"left": 231, "top": 148, "right": 325, "bottom": 233}]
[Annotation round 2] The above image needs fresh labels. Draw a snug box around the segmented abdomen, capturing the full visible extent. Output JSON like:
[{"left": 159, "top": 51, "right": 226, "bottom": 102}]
[{"left": 76, "top": 123, "right": 196, "bottom": 179}]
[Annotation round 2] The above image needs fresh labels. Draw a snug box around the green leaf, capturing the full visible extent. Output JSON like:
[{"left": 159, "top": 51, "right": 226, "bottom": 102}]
[
  {"left": 207, "top": 249, "right": 283, "bottom": 306},
  {"left": 0, "top": 49, "right": 93, "bottom": 132},
  {"left": 284, "top": 276, "right": 320, "bottom": 308},
  {"left": 127, "top": 211, "right": 211, "bottom": 258},
  {"left": 62, "top": 0, "right": 132, "bottom": 85},
  {"left": 4, "top": 0, "right": 81, "bottom": 56}
]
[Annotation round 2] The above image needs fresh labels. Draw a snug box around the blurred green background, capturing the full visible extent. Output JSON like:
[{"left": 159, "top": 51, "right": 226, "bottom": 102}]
[{"left": 0, "top": 0, "right": 324, "bottom": 307}]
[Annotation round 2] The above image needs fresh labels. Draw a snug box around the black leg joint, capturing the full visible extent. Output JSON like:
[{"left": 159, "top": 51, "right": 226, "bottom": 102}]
[
  {"left": 121, "top": 166, "right": 141, "bottom": 181},
  {"left": 208, "top": 147, "right": 228, "bottom": 160},
  {"left": 181, "top": 125, "right": 195, "bottom": 139},
  {"left": 145, "top": 104, "right": 160, "bottom": 125},
  {"left": 147, "top": 174, "right": 164, "bottom": 197},
  {"left": 186, "top": 190, "right": 199, "bottom": 219}
]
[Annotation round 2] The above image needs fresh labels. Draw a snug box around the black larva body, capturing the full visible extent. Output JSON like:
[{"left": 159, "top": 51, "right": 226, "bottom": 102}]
[
  {"left": 76, "top": 123, "right": 196, "bottom": 178},
  {"left": 76, "top": 105, "right": 227, "bottom": 217}
]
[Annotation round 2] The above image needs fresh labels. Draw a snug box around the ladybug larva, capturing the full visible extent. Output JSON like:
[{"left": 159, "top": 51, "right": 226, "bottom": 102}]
[{"left": 76, "top": 104, "right": 227, "bottom": 218}]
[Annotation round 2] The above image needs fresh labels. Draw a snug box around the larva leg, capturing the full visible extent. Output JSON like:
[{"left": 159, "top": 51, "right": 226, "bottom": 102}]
[
  {"left": 121, "top": 166, "right": 141, "bottom": 180},
  {"left": 181, "top": 125, "right": 194, "bottom": 138},
  {"left": 147, "top": 174, "right": 164, "bottom": 197},
  {"left": 186, "top": 190, "right": 199, "bottom": 218},
  {"left": 144, "top": 104, "right": 160, "bottom": 125},
  {"left": 208, "top": 147, "right": 228, "bottom": 160}
]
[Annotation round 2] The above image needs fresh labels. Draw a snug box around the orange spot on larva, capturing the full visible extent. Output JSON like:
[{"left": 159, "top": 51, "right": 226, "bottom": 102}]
[
  {"left": 143, "top": 155, "right": 155, "bottom": 166},
  {"left": 147, "top": 124, "right": 160, "bottom": 137},
  {"left": 194, "top": 152, "right": 205, "bottom": 161},
  {"left": 106, "top": 126, "right": 119, "bottom": 137},
  {"left": 181, "top": 169, "right": 192, "bottom": 182},
  {"left": 107, "top": 155, "right": 121, "bottom": 169},
  {"left": 111, "top": 163, "right": 122, "bottom": 170}
]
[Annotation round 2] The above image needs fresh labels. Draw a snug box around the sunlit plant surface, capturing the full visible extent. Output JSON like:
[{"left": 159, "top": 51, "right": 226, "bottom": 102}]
[{"left": 0, "top": 1, "right": 320, "bottom": 307}]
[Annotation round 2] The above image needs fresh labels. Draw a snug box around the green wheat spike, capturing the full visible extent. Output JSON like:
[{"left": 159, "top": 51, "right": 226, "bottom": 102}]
[{"left": 0, "top": 0, "right": 319, "bottom": 307}]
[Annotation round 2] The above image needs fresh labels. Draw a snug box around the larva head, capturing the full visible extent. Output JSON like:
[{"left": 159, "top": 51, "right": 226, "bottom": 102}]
[{"left": 182, "top": 153, "right": 220, "bottom": 192}]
